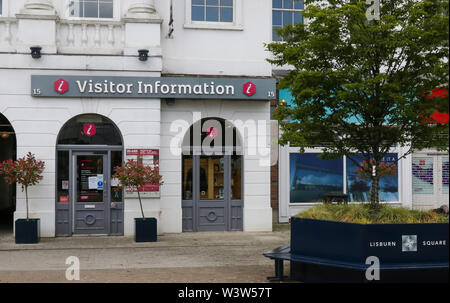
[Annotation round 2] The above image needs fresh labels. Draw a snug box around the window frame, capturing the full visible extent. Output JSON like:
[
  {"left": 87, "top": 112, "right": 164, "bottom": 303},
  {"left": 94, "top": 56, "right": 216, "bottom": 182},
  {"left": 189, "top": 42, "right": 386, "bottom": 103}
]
[
  {"left": 64, "top": 0, "right": 119, "bottom": 21},
  {"left": 272, "top": 0, "right": 305, "bottom": 42},
  {"left": 0, "top": 0, "right": 6, "bottom": 16},
  {"left": 283, "top": 146, "right": 404, "bottom": 205},
  {"left": 184, "top": 0, "right": 244, "bottom": 31}
]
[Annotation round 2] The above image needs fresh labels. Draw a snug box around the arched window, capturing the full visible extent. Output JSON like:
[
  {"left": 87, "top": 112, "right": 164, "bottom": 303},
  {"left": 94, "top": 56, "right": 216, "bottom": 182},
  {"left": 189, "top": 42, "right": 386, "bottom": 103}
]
[
  {"left": 182, "top": 117, "right": 242, "bottom": 155},
  {"left": 57, "top": 114, "right": 122, "bottom": 146},
  {"left": 55, "top": 114, "right": 123, "bottom": 236},
  {"left": 0, "top": 113, "right": 17, "bottom": 230},
  {"left": 181, "top": 117, "right": 243, "bottom": 232}
]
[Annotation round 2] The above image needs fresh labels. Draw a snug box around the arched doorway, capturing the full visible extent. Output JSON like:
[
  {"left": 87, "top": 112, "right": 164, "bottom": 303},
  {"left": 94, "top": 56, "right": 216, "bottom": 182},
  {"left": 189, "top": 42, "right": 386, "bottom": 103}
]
[
  {"left": 55, "top": 114, "right": 124, "bottom": 236},
  {"left": 182, "top": 118, "right": 243, "bottom": 232},
  {"left": 0, "top": 113, "right": 16, "bottom": 235}
]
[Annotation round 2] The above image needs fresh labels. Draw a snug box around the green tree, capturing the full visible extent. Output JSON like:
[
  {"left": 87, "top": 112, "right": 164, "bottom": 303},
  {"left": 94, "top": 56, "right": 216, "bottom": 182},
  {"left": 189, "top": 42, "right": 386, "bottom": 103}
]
[{"left": 268, "top": 0, "right": 449, "bottom": 209}]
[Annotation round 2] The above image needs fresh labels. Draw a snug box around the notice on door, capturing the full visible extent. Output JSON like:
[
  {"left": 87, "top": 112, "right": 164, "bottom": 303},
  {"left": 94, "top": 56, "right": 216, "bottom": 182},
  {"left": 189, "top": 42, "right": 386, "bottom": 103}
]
[
  {"left": 125, "top": 148, "right": 160, "bottom": 198},
  {"left": 88, "top": 176, "right": 98, "bottom": 189}
]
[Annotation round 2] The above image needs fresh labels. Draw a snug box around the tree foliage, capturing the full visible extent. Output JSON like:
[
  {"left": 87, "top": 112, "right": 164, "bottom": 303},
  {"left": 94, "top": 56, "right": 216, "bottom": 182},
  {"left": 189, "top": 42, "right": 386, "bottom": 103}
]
[
  {"left": 112, "top": 159, "right": 163, "bottom": 219},
  {"left": 0, "top": 152, "right": 45, "bottom": 220},
  {"left": 268, "top": 0, "right": 449, "bottom": 207}
]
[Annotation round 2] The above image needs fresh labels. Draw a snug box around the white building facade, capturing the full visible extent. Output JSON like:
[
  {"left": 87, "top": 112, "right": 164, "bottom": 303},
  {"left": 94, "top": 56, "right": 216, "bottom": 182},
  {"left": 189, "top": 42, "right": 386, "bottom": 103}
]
[
  {"left": 0, "top": 0, "right": 276, "bottom": 237},
  {"left": 1, "top": 0, "right": 448, "bottom": 237}
]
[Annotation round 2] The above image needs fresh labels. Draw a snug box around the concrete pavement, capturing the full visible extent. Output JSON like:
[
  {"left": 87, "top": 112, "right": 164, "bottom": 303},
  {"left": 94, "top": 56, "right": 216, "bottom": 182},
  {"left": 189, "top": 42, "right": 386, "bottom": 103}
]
[{"left": 0, "top": 224, "right": 291, "bottom": 283}]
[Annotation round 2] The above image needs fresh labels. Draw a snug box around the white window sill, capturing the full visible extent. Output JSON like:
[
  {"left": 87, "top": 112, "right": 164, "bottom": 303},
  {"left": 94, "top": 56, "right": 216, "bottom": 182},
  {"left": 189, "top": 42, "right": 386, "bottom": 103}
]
[{"left": 184, "top": 22, "right": 243, "bottom": 31}]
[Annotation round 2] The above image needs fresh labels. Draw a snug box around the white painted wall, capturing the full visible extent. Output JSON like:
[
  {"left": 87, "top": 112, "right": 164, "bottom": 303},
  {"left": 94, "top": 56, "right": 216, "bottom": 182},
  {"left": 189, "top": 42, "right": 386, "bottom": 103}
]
[
  {"left": 0, "top": 64, "right": 163, "bottom": 237},
  {"left": 160, "top": 99, "right": 272, "bottom": 232},
  {"left": 157, "top": 0, "right": 272, "bottom": 77}
]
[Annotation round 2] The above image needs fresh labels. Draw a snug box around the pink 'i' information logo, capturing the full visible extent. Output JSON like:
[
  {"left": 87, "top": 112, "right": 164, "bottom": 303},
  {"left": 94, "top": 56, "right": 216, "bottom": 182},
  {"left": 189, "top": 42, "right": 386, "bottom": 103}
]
[
  {"left": 83, "top": 123, "right": 96, "bottom": 137},
  {"left": 54, "top": 78, "right": 69, "bottom": 94},
  {"left": 206, "top": 126, "right": 219, "bottom": 139},
  {"left": 243, "top": 82, "right": 256, "bottom": 97}
]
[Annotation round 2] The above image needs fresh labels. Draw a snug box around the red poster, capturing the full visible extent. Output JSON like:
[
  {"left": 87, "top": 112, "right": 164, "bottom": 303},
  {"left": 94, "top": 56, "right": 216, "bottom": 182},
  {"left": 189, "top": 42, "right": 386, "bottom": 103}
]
[
  {"left": 126, "top": 149, "right": 160, "bottom": 193},
  {"left": 126, "top": 149, "right": 159, "bottom": 156},
  {"left": 60, "top": 196, "right": 69, "bottom": 203}
]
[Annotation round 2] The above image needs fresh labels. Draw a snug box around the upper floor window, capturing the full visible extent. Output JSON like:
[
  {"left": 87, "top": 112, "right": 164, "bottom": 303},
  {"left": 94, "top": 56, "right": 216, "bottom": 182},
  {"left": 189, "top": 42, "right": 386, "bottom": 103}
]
[
  {"left": 69, "top": 0, "right": 113, "bottom": 18},
  {"left": 192, "top": 0, "right": 234, "bottom": 23},
  {"left": 273, "top": 0, "right": 304, "bottom": 41}
]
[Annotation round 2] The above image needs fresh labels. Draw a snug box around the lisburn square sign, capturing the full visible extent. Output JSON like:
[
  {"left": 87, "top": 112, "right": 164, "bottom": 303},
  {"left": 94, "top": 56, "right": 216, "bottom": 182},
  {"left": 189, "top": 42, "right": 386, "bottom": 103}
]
[{"left": 31, "top": 75, "right": 276, "bottom": 100}]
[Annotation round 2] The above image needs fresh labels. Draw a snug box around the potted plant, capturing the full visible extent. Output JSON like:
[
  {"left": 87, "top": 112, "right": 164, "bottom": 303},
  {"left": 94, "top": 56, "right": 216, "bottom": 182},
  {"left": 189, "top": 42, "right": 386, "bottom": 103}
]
[
  {"left": 0, "top": 152, "right": 45, "bottom": 244},
  {"left": 290, "top": 203, "right": 448, "bottom": 282},
  {"left": 112, "top": 159, "right": 163, "bottom": 242}
]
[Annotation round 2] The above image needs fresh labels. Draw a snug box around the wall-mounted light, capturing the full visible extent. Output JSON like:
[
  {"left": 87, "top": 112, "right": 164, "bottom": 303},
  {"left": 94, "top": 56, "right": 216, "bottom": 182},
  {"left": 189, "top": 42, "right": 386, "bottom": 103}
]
[
  {"left": 138, "top": 49, "right": 149, "bottom": 61},
  {"left": 279, "top": 99, "right": 287, "bottom": 106},
  {"left": 1, "top": 132, "right": 10, "bottom": 139},
  {"left": 30, "top": 46, "right": 42, "bottom": 59}
]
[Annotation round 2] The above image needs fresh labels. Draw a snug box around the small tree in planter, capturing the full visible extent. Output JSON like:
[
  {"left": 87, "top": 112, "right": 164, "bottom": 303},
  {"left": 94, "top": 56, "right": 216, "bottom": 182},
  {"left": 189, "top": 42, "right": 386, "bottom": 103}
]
[
  {"left": 0, "top": 152, "right": 45, "bottom": 244},
  {"left": 112, "top": 159, "right": 163, "bottom": 242},
  {"left": 269, "top": 0, "right": 449, "bottom": 211},
  {"left": 267, "top": 1, "right": 449, "bottom": 282}
]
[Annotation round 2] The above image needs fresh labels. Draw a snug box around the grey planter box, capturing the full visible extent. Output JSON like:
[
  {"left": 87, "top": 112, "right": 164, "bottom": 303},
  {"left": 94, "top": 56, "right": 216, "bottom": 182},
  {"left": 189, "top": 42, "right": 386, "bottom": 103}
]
[
  {"left": 15, "top": 218, "right": 40, "bottom": 244},
  {"left": 290, "top": 217, "right": 449, "bottom": 282}
]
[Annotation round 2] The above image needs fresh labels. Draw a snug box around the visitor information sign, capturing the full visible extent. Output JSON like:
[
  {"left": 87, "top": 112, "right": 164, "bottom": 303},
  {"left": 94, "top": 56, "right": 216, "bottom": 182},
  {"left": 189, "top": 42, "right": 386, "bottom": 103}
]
[{"left": 31, "top": 75, "right": 276, "bottom": 100}]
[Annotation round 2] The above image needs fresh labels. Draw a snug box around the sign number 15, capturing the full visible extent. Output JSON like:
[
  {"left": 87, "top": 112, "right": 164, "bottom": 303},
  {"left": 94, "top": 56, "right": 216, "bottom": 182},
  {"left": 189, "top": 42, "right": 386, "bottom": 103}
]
[{"left": 33, "top": 88, "right": 41, "bottom": 95}]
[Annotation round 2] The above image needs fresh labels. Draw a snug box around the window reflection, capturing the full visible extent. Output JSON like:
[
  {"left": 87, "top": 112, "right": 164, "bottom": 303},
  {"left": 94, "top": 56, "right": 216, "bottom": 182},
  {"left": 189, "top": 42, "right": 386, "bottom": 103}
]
[
  {"left": 200, "top": 156, "right": 224, "bottom": 200},
  {"left": 57, "top": 151, "right": 70, "bottom": 204},
  {"left": 111, "top": 151, "right": 123, "bottom": 202},
  {"left": 290, "top": 153, "right": 343, "bottom": 203},
  {"left": 77, "top": 155, "right": 104, "bottom": 203},
  {"left": 192, "top": 0, "right": 233, "bottom": 22},
  {"left": 231, "top": 155, "right": 241, "bottom": 200},
  {"left": 183, "top": 156, "right": 193, "bottom": 200},
  {"left": 58, "top": 114, "right": 122, "bottom": 145},
  {"left": 347, "top": 153, "right": 398, "bottom": 202},
  {"left": 69, "top": 0, "right": 114, "bottom": 19}
]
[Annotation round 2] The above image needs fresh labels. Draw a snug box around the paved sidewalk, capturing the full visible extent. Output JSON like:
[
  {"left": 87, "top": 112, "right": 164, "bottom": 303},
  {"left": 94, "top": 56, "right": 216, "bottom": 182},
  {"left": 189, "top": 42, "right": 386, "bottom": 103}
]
[{"left": 0, "top": 225, "right": 291, "bottom": 283}]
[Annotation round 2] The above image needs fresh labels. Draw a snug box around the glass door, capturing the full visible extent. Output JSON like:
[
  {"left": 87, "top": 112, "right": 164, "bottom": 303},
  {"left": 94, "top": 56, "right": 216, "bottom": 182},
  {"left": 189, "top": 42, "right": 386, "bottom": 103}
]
[
  {"left": 196, "top": 155, "right": 227, "bottom": 231},
  {"left": 73, "top": 152, "right": 109, "bottom": 234},
  {"left": 182, "top": 154, "right": 243, "bottom": 232}
]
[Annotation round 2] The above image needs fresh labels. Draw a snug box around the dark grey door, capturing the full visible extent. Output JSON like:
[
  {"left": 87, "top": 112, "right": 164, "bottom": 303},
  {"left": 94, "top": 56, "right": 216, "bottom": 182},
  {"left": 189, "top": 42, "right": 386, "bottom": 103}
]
[
  {"left": 73, "top": 152, "right": 109, "bottom": 234},
  {"left": 182, "top": 155, "right": 243, "bottom": 232}
]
